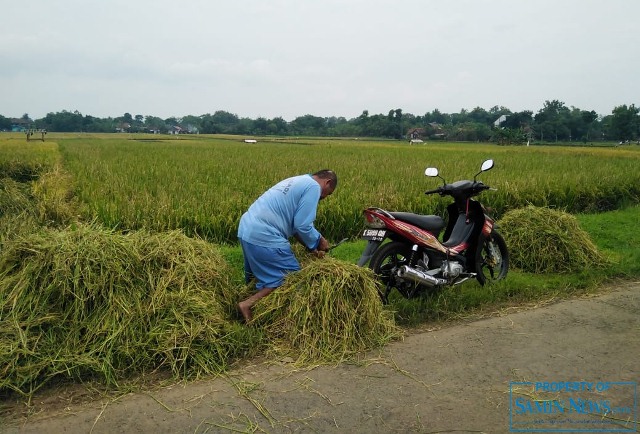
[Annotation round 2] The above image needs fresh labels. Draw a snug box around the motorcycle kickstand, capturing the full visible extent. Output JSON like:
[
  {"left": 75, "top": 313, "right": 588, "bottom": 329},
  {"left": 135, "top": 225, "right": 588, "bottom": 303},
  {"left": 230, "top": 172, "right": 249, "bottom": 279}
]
[{"left": 379, "top": 283, "right": 392, "bottom": 304}]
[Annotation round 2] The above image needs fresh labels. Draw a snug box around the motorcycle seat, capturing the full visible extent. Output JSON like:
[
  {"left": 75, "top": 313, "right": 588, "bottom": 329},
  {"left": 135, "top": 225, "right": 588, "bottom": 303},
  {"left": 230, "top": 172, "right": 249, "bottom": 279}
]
[{"left": 389, "top": 212, "right": 445, "bottom": 235}]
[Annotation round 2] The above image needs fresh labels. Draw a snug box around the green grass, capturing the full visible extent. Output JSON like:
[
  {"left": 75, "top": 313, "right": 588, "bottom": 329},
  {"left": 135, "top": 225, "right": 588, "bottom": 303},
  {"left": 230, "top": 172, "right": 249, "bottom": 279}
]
[{"left": 577, "top": 206, "right": 640, "bottom": 276}]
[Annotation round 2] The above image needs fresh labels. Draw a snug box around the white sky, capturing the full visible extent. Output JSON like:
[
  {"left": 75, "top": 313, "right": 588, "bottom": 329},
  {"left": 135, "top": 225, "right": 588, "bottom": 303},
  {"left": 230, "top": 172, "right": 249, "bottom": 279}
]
[{"left": 1, "top": 0, "right": 638, "bottom": 121}]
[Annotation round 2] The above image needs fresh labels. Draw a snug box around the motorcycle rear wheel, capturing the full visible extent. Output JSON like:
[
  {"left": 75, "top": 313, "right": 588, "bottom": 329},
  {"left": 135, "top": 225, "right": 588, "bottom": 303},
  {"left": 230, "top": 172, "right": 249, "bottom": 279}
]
[
  {"left": 368, "top": 241, "right": 420, "bottom": 302},
  {"left": 475, "top": 231, "right": 509, "bottom": 285}
]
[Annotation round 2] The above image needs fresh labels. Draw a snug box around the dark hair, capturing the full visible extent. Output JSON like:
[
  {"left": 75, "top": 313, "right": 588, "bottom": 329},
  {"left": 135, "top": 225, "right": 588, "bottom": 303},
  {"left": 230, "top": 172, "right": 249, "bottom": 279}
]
[{"left": 313, "top": 169, "right": 338, "bottom": 188}]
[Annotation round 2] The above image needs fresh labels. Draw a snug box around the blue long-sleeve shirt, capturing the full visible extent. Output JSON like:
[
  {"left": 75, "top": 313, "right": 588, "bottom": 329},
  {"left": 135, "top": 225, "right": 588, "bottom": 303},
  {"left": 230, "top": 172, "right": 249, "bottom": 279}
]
[{"left": 238, "top": 174, "right": 322, "bottom": 250}]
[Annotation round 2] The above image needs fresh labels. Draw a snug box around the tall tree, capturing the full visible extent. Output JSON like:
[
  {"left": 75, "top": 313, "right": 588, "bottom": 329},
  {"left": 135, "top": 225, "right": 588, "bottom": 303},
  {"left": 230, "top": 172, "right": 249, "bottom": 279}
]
[
  {"left": 267, "top": 116, "right": 289, "bottom": 135},
  {"left": 534, "top": 100, "right": 570, "bottom": 141},
  {"left": 502, "top": 111, "right": 532, "bottom": 129},
  {"left": 579, "top": 109, "right": 599, "bottom": 141},
  {"left": 424, "top": 109, "right": 448, "bottom": 125},
  {"left": 468, "top": 107, "right": 492, "bottom": 124},
  {"left": 608, "top": 104, "right": 639, "bottom": 141},
  {"left": 0, "top": 115, "right": 10, "bottom": 130}
]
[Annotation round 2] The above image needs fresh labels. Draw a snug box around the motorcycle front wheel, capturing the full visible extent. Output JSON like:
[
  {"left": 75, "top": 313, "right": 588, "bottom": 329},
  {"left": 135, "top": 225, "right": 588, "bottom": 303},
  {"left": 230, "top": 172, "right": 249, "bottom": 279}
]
[
  {"left": 475, "top": 231, "right": 509, "bottom": 285},
  {"left": 368, "top": 241, "right": 420, "bottom": 302}
]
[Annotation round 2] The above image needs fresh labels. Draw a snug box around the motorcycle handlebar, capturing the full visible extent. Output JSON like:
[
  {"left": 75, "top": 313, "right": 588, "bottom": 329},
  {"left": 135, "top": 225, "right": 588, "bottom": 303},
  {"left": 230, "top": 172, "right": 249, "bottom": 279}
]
[{"left": 424, "top": 188, "right": 441, "bottom": 195}]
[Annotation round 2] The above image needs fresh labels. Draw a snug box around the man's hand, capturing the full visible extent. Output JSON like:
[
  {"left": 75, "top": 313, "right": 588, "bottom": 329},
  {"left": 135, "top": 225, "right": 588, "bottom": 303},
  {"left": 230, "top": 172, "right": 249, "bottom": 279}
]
[
  {"left": 310, "top": 236, "right": 330, "bottom": 258},
  {"left": 311, "top": 249, "right": 326, "bottom": 258},
  {"left": 317, "top": 236, "right": 330, "bottom": 252}
]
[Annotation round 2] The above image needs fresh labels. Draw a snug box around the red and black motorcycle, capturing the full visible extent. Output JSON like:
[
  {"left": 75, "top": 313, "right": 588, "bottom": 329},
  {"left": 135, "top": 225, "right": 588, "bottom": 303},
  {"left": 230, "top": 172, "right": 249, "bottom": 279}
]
[{"left": 357, "top": 159, "right": 508, "bottom": 303}]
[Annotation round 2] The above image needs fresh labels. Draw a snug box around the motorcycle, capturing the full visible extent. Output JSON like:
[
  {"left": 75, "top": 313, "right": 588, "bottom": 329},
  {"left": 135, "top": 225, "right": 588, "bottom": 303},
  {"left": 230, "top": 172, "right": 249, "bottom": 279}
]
[{"left": 357, "top": 159, "right": 508, "bottom": 303}]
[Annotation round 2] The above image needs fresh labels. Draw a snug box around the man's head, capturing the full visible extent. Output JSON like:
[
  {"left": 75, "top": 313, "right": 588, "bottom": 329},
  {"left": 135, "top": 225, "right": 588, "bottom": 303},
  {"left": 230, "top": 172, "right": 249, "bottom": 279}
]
[{"left": 312, "top": 169, "right": 337, "bottom": 200}]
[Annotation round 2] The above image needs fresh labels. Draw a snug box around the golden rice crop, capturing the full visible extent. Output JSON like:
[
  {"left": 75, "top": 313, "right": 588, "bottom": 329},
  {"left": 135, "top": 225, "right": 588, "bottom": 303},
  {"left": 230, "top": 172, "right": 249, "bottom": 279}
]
[
  {"left": 0, "top": 177, "right": 33, "bottom": 219},
  {"left": 0, "top": 223, "right": 252, "bottom": 399},
  {"left": 0, "top": 177, "right": 40, "bottom": 247},
  {"left": 1, "top": 160, "right": 77, "bottom": 233},
  {"left": 30, "top": 165, "right": 78, "bottom": 226},
  {"left": 498, "top": 205, "right": 607, "bottom": 273},
  {"left": 53, "top": 136, "right": 640, "bottom": 244},
  {"left": 0, "top": 139, "right": 58, "bottom": 182},
  {"left": 251, "top": 257, "right": 401, "bottom": 364}
]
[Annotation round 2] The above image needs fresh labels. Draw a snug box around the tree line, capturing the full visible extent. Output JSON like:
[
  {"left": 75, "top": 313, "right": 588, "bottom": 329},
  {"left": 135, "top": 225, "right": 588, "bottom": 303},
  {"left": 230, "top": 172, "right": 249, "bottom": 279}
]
[{"left": 2, "top": 100, "right": 639, "bottom": 143}]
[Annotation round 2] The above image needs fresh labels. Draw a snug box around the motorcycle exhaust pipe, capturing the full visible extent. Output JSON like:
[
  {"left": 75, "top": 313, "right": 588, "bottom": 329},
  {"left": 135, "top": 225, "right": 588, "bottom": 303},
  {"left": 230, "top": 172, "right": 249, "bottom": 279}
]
[{"left": 396, "top": 265, "right": 447, "bottom": 287}]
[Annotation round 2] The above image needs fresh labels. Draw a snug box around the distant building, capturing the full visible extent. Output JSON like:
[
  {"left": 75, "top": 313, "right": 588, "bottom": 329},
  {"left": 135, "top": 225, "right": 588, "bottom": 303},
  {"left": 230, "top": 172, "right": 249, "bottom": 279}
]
[
  {"left": 407, "top": 125, "right": 446, "bottom": 141},
  {"left": 168, "top": 124, "right": 199, "bottom": 135},
  {"left": 115, "top": 122, "right": 131, "bottom": 133},
  {"left": 406, "top": 128, "right": 426, "bottom": 140},
  {"left": 10, "top": 118, "right": 31, "bottom": 132},
  {"left": 494, "top": 115, "right": 508, "bottom": 127}
]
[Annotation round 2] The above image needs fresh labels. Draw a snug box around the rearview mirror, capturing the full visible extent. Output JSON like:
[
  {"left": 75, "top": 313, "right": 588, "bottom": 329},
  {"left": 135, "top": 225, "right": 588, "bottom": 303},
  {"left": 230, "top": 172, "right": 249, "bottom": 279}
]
[
  {"left": 425, "top": 167, "right": 439, "bottom": 177},
  {"left": 481, "top": 159, "right": 494, "bottom": 172}
]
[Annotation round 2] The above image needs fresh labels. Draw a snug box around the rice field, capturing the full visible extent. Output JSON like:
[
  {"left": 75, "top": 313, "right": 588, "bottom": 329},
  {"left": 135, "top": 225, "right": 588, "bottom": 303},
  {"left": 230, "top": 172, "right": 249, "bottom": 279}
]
[
  {"left": 1, "top": 132, "right": 639, "bottom": 400},
  {"left": 4, "top": 133, "right": 636, "bottom": 244}
]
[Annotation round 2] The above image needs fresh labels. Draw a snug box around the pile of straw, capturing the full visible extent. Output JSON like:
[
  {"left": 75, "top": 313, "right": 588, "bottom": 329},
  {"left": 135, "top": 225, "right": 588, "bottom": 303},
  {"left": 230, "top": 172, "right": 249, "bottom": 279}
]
[
  {"left": 251, "top": 257, "right": 401, "bottom": 364},
  {"left": 0, "top": 224, "right": 251, "bottom": 398},
  {"left": 498, "top": 205, "right": 606, "bottom": 273}
]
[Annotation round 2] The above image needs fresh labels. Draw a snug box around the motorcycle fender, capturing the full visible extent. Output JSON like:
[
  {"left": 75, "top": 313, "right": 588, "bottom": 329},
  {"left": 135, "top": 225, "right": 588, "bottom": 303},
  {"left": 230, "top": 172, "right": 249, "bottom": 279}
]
[{"left": 357, "top": 240, "right": 383, "bottom": 267}]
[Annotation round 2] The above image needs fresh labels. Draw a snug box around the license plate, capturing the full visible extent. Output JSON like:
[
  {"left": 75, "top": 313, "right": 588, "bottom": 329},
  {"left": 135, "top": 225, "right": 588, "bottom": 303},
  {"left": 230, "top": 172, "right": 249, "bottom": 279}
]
[{"left": 361, "top": 228, "right": 387, "bottom": 241}]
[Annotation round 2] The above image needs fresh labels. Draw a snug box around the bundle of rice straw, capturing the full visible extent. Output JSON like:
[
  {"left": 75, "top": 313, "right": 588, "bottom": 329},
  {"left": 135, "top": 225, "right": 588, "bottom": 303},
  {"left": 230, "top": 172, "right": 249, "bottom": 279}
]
[
  {"left": 498, "top": 205, "right": 607, "bottom": 273},
  {"left": 0, "top": 223, "right": 253, "bottom": 398},
  {"left": 251, "top": 257, "right": 401, "bottom": 364}
]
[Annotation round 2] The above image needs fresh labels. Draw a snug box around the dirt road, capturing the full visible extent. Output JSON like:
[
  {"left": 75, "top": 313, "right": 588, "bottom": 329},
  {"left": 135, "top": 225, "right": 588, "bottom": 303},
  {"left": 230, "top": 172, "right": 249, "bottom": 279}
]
[{"left": 2, "top": 282, "right": 638, "bottom": 433}]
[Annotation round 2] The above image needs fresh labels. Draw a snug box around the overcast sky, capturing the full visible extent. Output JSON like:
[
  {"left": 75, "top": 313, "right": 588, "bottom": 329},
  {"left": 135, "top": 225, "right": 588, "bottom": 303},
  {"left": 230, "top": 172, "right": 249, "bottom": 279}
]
[{"left": 2, "top": 0, "right": 638, "bottom": 121}]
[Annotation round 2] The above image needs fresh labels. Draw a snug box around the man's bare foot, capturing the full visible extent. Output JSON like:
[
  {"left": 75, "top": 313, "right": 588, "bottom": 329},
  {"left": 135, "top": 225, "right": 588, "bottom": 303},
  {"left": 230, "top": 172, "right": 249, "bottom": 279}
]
[{"left": 237, "top": 301, "right": 252, "bottom": 322}]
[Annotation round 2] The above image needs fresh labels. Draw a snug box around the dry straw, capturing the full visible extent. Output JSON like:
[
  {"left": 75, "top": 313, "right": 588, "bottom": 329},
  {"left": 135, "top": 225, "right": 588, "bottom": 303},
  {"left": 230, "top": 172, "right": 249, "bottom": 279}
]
[
  {"left": 498, "top": 205, "right": 607, "bottom": 273},
  {"left": 251, "top": 256, "right": 402, "bottom": 365},
  {"left": 0, "top": 223, "right": 251, "bottom": 399}
]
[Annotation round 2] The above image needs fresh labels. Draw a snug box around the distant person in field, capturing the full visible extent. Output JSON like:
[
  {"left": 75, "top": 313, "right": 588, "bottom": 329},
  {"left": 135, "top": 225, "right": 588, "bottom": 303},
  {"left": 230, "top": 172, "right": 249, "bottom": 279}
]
[{"left": 237, "top": 169, "right": 338, "bottom": 322}]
